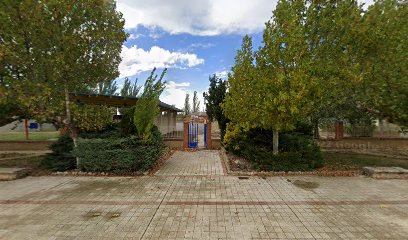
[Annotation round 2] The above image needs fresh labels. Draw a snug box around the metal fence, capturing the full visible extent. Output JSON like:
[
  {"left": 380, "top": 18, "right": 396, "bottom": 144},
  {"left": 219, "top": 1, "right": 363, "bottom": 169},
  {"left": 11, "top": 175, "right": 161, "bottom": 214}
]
[
  {"left": 162, "top": 121, "right": 184, "bottom": 139},
  {"left": 318, "top": 120, "right": 407, "bottom": 139},
  {"left": 162, "top": 130, "right": 184, "bottom": 139}
]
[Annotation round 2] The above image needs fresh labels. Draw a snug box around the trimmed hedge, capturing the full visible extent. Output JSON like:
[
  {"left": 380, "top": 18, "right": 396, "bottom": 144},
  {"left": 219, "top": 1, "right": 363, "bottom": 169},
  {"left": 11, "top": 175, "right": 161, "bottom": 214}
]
[
  {"left": 225, "top": 122, "right": 323, "bottom": 172},
  {"left": 72, "top": 136, "right": 164, "bottom": 173}
]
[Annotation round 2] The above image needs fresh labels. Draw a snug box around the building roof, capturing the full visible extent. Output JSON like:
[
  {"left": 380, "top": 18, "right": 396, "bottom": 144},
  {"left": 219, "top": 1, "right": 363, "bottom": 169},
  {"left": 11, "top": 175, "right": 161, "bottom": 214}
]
[{"left": 69, "top": 92, "right": 183, "bottom": 112}]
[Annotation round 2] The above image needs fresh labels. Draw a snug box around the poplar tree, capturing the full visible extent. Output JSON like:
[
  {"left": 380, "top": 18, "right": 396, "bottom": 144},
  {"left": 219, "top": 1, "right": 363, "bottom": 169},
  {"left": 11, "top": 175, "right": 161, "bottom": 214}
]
[
  {"left": 184, "top": 94, "right": 191, "bottom": 116},
  {"left": 192, "top": 91, "right": 200, "bottom": 113}
]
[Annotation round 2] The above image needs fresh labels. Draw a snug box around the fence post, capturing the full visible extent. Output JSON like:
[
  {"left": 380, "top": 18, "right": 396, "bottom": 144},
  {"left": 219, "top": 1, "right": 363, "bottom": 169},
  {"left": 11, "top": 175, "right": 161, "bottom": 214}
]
[
  {"left": 335, "top": 121, "right": 344, "bottom": 140},
  {"left": 206, "top": 122, "right": 212, "bottom": 149},
  {"left": 183, "top": 122, "right": 189, "bottom": 149}
]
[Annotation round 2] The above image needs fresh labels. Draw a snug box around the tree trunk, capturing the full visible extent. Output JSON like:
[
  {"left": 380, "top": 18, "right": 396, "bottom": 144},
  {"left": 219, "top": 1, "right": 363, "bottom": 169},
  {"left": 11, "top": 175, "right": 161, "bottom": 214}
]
[
  {"left": 273, "top": 129, "right": 279, "bottom": 155},
  {"left": 24, "top": 119, "right": 29, "bottom": 140},
  {"left": 64, "top": 81, "right": 79, "bottom": 167},
  {"left": 313, "top": 119, "right": 320, "bottom": 139}
]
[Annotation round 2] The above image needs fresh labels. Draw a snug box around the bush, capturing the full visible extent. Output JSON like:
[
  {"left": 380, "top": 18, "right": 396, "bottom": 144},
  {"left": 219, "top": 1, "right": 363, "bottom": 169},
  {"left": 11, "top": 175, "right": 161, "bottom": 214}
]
[
  {"left": 41, "top": 134, "right": 76, "bottom": 171},
  {"left": 72, "top": 127, "right": 164, "bottom": 173},
  {"left": 224, "top": 122, "right": 323, "bottom": 171},
  {"left": 118, "top": 107, "right": 137, "bottom": 136},
  {"left": 78, "top": 128, "right": 121, "bottom": 139}
]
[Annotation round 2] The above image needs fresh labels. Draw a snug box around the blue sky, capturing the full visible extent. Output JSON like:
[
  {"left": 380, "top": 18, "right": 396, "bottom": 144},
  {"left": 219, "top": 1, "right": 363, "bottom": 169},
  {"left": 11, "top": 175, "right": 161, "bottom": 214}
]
[{"left": 115, "top": 0, "right": 373, "bottom": 109}]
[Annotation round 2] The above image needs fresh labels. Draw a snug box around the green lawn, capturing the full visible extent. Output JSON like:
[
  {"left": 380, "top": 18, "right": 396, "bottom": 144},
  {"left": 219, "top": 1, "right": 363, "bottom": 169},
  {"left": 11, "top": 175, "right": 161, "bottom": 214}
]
[
  {"left": 0, "top": 155, "right": 45, "bottom": 170},
  {"left": 322, "top": 152, "right": 408, "bottom": 171},
  {"left": 0, "top": 153, "right": 28, "bottom": 159},
  {"left": 0, "top": 131, "right": 59, "bottom": 141}
]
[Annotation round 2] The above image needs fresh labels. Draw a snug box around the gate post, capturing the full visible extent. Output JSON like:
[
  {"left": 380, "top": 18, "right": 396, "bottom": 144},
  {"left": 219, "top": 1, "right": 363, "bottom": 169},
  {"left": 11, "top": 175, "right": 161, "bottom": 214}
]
[
  {"left": 206, "top": 122, "right": 212, "bottom": 149},
  {"left": 183, "top": 121, "right": 189, "bottom": 149}
]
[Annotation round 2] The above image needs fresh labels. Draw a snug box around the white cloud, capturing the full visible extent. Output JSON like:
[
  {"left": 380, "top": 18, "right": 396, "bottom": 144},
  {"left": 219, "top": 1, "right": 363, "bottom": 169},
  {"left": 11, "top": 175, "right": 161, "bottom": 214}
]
[
  {"left": 188, "top": 43, "right": 215, "bottom": 49},
  {"left": 160, "top": 81, "right": 205, "bottom": 110},
  {"left": 117, "top": 0, "right": 277, "bottom": 36},
  {"left": 128, "top": 33, "right": 143, "bottom": 40},
  {"left": 166, "top": 81, "right": 191, "bottom": 88},
  {"left": 117, "top": 0, "right": 375, "bottom": 36},
  {"left": 119, "top": 45, "right": 204, "bottom": 77},
  {"left": 214, "top": 70, "right": 229, "bottom": 79}
]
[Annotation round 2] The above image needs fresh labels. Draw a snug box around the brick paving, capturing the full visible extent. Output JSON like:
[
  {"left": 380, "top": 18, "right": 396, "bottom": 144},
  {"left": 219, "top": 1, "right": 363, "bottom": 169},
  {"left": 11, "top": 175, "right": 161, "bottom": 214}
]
[
  {"left": 0, "top": 150, "right": 407, "bottom": 239},
  {"left": 155, "top": 150, "right": 224, "bottom": 176}
]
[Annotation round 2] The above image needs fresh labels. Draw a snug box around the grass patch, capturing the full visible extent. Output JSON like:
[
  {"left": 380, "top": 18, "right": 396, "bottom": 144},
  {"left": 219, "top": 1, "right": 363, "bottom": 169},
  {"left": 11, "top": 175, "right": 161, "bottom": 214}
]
[
  {"left": 322, "top": 152, "right": 408, "bottom": 171},
  {"left": 0, "top": 153, "right": 28, "bottom": 159},
  {"left": 0, "top": 155, "right": 45, "bottom": 169},
  {"left": 0, "top": 131, "right": 59, "bottom": 141}
]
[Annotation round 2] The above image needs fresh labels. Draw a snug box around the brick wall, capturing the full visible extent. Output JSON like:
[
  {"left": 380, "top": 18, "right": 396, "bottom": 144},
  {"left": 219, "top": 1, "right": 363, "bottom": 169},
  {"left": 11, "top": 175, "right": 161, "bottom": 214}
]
[{"left": 319, "top": 138, "right": 408, "bottom": 158}]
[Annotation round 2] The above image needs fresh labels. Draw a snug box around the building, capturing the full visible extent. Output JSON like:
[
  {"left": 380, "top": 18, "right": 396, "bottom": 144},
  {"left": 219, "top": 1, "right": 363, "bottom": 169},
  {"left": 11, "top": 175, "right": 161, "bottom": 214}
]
[{"left": 70, "top": 93, "right": 183, "bottom": 135}]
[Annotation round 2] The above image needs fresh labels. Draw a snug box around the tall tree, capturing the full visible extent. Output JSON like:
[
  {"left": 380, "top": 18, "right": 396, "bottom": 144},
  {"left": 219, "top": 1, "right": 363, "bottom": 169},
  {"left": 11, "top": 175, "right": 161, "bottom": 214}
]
[
  {"left": 133, "top": 68, "right": 166, "bottom": 142},
  {"left": 184, "top": 94, "right": 191, "bottom": 116},
  {"left": 223, "top": 35, "right": 257, "bottom": 132},
  {"left": 120, "top": 77, "right": 141, "bottom": 97},
  {"left": 0, "top": 0, "right": 127, "bottom": 143},
  {"left": 203, "top": 74, "right": 229, "bottom": 140},
  {"left": 192, "top": 91, "right": 200, "bottom": 113},
  {"left": 97, "top": 79, "right": 118, "bottom": 95},
  {"left": 305, "top": 0, "right": 407, "bottom": 127},
  {"left": 359, "top": 0, "right": 408, "bottom": 126},
  {"left": 304, "top": 0, "right": 367, "bottom": 134},
  {"left": 224, "top": 1, "right": 313, "bottom": 154}
]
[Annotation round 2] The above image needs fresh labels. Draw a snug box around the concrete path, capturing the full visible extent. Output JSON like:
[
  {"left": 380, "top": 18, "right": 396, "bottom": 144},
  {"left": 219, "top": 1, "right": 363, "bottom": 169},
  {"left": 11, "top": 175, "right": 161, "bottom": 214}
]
[{"left": 0, "top": 150, "right": 407, "bottom": 239}]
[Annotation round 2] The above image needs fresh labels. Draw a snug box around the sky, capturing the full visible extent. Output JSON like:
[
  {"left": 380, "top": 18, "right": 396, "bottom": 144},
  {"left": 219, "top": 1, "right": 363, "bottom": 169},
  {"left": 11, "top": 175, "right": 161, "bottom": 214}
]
[{"left": 115, "top": 0, "right": 374, "bottom": 110}]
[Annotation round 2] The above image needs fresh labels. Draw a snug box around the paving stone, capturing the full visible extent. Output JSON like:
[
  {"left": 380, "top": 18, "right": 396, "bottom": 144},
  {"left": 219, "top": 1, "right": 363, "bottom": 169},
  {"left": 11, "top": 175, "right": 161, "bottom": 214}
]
[
  {"left": 0, "top": 151, "right": 407, "bottom": 239},
  {"left": 363, "top": 166, "right": 408, "bottom": 179},
  {"left": 155, "top": 150, "right": 224, "bottom": 176},
  {"left": 0, "top": 167, "right": 28, "bottom": 181}
]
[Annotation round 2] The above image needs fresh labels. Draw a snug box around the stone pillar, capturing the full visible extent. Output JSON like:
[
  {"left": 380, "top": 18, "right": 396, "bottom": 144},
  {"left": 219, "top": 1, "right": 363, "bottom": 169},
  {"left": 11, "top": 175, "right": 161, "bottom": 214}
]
[
  {"left": 183, "top": 122, "right": 189, "bottom": 149},
  {"left": 335, "top": 121, "right": 344, "bottom": 140},
  {"left": 206, "top": 122, "right": 212, "bottom": 149}
]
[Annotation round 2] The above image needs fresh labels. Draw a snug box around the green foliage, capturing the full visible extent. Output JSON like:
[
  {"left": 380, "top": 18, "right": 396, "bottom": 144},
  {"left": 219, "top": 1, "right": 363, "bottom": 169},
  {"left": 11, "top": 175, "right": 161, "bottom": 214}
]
[
  {"left": 119, "top": 107, "right": 137, "bottom": 136},
  {"left": 0, "top": 99, "right": 22, "bottom": 126},
  {"left": 0, "top": 0, "right": 127, "bottom": 125},
  {"left": 78, "top": 124, "right": 121, "bottom": 139},
  {"left": 121, "top": 78, "right": 141, "bottom": 97},
  {"left": 223, "top": 36, "right": 257, "bottom": 132},
  {"left": 133, "top": 68, "right": 166, "bottom": 142},
  {"left": 73, "top": 127, "right": 164, "bottom": 173},
  {"left": 223, "top": 0, "right": 408, "bottom": 157},
  {"left": 192, "top": 91, "right": 200, "bottom": 113},
  {"left": 184, "top": 93, "right": 191, "bottom": 115},
  {"left": 305, "top": 0, "right": 407, "bottom": 126},
  {"left": 224, "top": 122, "right": 323, "bottom": 172},
  {"left": 203, "top": 74, "right": 229, "bottom": 139},
  {"left": 71, "top": 104, "right": 113, "bottom": 132},
  {"left": 41, "top": 135, "right": 76, "bottom": 171},
  {"left": 97, "top": 79, "right": 118, "bottom": 95}
]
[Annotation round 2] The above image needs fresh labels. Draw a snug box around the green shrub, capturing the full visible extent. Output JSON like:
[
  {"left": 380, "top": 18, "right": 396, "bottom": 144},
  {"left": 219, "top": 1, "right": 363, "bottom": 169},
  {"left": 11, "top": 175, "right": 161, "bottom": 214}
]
[
  {"left": 78, "top": 129, "right": 121, "bottom": 139},
  {"left": 73, "top": 127, "right": 164, "bottom": 173},
  {"left": 224, "top": 122, "right": 323, "bottom": 171},
  {"left": 41, "top": 134, "right": 76, "bottom": 171},
  {"left": 118, "top": 107, "right": 137, "bottom": 136}
]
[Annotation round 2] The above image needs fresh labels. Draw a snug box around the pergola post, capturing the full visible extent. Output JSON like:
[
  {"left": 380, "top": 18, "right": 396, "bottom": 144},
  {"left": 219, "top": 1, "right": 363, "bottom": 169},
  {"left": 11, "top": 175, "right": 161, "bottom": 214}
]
[
  {"left": 183, "top": 121, "right": 189, "bottom": 149},
  {"left": 206, "top": 122, "right": 212, "bottom": 149}
]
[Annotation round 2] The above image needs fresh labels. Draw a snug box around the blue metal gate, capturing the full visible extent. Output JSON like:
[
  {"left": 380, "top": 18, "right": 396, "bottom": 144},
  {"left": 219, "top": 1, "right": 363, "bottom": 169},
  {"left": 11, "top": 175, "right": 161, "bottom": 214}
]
[
  {"left": 188, "top": 122, "right": 198, "bottom": 148},
  {"left": 204, "top": 123, "right": 207, "bottom": 148}
]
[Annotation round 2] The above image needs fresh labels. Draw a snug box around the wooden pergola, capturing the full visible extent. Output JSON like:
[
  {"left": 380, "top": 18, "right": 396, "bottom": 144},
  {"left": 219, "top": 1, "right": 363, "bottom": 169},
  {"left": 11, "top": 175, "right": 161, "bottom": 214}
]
[{"left": 69, "top": 92, "right": 183, "bottom": 112}]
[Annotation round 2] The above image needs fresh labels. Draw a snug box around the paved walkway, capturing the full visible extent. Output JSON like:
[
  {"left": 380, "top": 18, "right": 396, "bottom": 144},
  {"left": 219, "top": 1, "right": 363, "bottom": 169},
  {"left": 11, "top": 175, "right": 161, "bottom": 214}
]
[
  {"left": 155, "top": 150, "right": 224, "bottom": 176},
  {"left": 0, "top": 150, "right": 407, "bottom": 239}
]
